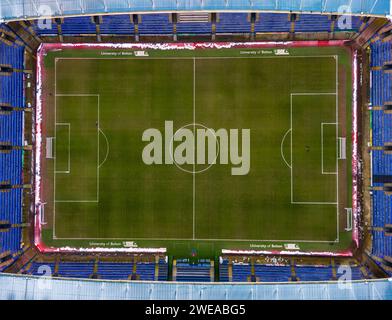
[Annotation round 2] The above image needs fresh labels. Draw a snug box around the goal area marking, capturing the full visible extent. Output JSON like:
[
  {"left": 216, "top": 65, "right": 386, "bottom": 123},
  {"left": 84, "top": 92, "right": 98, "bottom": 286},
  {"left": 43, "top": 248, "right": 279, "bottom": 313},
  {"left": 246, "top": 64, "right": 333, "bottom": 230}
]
[
  {"left": 54, "top": 123, "right": 70, "bottom": 174},
  {"left": 321, "top": 122, "right": 338, "bottom": 175}
]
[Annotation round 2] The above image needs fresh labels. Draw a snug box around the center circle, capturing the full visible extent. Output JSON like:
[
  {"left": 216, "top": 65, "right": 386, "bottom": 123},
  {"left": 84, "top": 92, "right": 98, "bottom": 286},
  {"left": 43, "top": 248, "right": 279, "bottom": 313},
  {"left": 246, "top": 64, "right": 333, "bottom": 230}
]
[{"left": 169, "top": 123, "right": 220, "bottom": 174}]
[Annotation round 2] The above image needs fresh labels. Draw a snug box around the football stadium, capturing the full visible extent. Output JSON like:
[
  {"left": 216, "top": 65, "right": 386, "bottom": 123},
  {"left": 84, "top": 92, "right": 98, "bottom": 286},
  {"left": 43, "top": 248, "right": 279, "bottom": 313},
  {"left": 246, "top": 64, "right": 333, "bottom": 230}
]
[{"left": 0, "top": 0, "right": 392, "bottom": 300}]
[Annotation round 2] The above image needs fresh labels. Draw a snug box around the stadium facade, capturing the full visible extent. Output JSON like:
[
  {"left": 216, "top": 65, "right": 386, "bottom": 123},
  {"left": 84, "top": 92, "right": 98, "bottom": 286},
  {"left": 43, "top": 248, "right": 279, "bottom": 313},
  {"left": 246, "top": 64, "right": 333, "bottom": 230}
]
[{"left": 0, "top": 0, "right": 392, "bottom": 299}]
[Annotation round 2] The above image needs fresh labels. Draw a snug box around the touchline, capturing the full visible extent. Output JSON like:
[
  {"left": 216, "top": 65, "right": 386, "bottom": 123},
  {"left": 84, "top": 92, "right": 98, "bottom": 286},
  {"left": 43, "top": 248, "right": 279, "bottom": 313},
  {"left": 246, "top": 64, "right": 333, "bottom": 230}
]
[{"left": 142, "top": 121, "right": 251, "bottom": 175}]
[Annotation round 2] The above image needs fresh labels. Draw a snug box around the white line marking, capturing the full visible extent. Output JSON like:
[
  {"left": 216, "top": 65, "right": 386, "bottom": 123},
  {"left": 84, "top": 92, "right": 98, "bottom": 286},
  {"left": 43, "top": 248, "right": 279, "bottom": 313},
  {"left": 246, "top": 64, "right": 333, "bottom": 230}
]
[
  {"left": 98, "top": 128, "right": 109, "bottom": 169},
  {"left": 54, "top": 123, "right": 70, "bottom": 174},
  {"left": 97, "top": 95, "right": 100, "bottom": 203},
  {"left": 193, "top": 57, "right": 196, "bottom": 240},
  {"left": 290, "top": 94, "right": 293, "bottom": 203},
  {"left": 55, "top": 94, "right": 99, "bottom": 96},
  {"left": 53, "top": 58, "right": 57, "bottom": 239},
  {"left": 291, "top": 202, "right": 338, "bottom": 205},
  {"left": 56, "top": 55, "right": 338, "bottom": 61},
  {"left": 290, "top": 93, "right": 339, "bottom": 207},
  {"left": 53, "top": 94, "right": 100, "bottom": 219},
  {"left": 335, "top": 55, "right": 339, "bottom": 241},
  {"left": 280, "top": 128, "right": 292, "bottom": 169},
  {"left": 290, "top": 92, "right": 337, "bottom": 96},
  {"left": 55, "top": 200, "right": 99, "bottom": 203},
  {"left": 53, "top": 236, "right": 337, "bottom": 243},
  {"left": 321, "top": 122, "right": 338, "bottom": 175},
  {"left": 52, "top": 55, "right": 342, "bottom": 244}
]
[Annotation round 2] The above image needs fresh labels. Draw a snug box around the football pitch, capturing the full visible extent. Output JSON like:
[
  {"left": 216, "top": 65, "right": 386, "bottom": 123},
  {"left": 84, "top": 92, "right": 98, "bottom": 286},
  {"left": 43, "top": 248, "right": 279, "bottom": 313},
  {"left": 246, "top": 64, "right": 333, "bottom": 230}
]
[{"left": 39, "top": 44, "right": 354, "bottom": 257}]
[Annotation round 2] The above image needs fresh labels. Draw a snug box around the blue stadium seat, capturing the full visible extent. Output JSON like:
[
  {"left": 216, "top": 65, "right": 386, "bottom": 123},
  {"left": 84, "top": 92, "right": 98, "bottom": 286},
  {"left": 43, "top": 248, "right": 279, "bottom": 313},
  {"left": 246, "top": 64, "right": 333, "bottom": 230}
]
[
  {"left": 138, "top": 14, "right": 173, "bottom": 35},
  {"left": 136, "top": 262, "right": 155, "bottom": 281},
  {"left": 232, "top": 263, "right": 251, "bottom": 282},
  {"left": 254, "top": 264, "right": 291, "bottom": 282},
  {"left": 177, "top": 22, "right": 211, "bottom": 35},
  {"left": 0, "top": 37, "right": 24, "bottom": 258},
  {"left": 97, "top": 259, "right": 167, "bottom": 280},
  {"left": 97, "top": 262, "right": 133, "bottom": 280},
  {"left": 61, "top": 17, "right": 96, "bottom": 35},
  {"left": 175, "top": 259, "right": 212, "bottom": 282},
  {"left": 29, "top": 13, "right": 362, "bottom": 36},
  {"left": 158, "top": 258, "right": 168, "bottom": 281},
  {"left": 255, "top": 13, "right": 290, "bottom": 32},
  {"left": 216, "top": 13, "right": 250, "bottom": 33},
  {"left": 100, "top": 15, "right": 133, "bottom": 35},
  {"left": 29, "top": 262, "right": 56, "bottom": 275},
  {"left": 295, "top": 14, "right": 331, "bottom": 32},
  {"left": 219, "top": 259, "right": 229, "bottom": 281},
  {"left": 295, "top": 265, "right": 333, "bottom": 281},
  {"left": 31, "top": 19, "right": 58, "bottom": 35},
  {"left": 57, "top": 262, "right": 95, "bottom": 278}
]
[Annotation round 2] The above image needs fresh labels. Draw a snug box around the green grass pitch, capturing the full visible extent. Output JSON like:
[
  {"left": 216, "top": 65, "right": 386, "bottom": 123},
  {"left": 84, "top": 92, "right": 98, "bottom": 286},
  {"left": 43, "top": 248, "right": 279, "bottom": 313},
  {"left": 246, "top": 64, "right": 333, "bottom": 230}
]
[{"left": 40, "top": 46, "right": 353, "bottom": 257}]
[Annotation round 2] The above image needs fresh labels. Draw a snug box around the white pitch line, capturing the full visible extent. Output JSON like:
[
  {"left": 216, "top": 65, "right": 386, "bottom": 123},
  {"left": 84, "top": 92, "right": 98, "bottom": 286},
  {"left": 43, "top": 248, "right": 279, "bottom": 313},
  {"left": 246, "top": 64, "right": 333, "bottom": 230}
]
[
  {"left": 292, "top": 202, "right": 338, "bottom": 205},
  {"left": 321, "top": 122, "right": 338, "bottom": 175},
  {"left": 290, "top": 93, "right": 340, "bottom": 214},
  {"left": 55, "top": 123, "right": 71, "bottom": 174},
  {"left": 56, "top": 55, "right": 338, "bottom": 61},
  {"left": 54, "top": 236, "right": 338, "bottom": 243},
  {"left": 53, "top": 94, "right": 100, "bottom": 215},
  {"left": 193, "top": 57, "right": 196, "bottom": 241},
  {"left": 97, "top": 94, "right": 100, "bottom": 203},
  {"left": 98, "top": 128, "right": 109, "bottom": 169},
  {"left": 55, "top": 94, "right": 99, "bottom": 96},
  {"left": 291, "top": 92, "right": 337, "bottom": 96},
  {"left": 335, "top": 55, "right": 339, "bottom": 241},
  {"left": 53, "top": 58, "right": 57, "bottom": 239},
  {"left": 55, "top": 200, "right": 99, "bottom": 203},
  {"left": 52, "top": 55, "right": 343, "bottom": 243},
  {"left": 290, "top": 94, "right": 293, "bottom": 203},
  {"left": 280, "top": 128, "right": 292, "bottom": 169}
]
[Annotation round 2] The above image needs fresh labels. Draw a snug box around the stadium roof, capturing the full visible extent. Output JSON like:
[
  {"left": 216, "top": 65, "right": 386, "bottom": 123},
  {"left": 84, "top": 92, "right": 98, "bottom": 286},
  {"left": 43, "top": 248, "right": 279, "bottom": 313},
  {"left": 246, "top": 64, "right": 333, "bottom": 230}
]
[
  {"left": 0, "top": 0, "right": 391, "bottom": 22},
  {"left": 1, "top": 274, "right": 391, "bottom": 300}
]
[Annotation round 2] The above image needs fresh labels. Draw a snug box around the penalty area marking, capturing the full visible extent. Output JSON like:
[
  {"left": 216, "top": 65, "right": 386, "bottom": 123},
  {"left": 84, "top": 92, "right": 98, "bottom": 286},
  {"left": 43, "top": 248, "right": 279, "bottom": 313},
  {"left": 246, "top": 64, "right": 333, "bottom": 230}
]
[
  {"left": 290, "top": 93, "right": 339, "bottom": 206},
  {"left": 289, "top": 90, "right": 340, "bottom": 243},
  {"left": 53, "top": 92, "right": 104, "bottom": 238}
]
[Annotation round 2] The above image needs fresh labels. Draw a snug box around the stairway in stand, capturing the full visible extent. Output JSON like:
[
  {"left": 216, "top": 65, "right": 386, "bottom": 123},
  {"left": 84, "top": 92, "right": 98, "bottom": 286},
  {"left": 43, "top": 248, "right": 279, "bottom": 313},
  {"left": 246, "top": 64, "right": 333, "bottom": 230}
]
[{"left": 178, "top": 13, "right": 210, "bottom": 23}]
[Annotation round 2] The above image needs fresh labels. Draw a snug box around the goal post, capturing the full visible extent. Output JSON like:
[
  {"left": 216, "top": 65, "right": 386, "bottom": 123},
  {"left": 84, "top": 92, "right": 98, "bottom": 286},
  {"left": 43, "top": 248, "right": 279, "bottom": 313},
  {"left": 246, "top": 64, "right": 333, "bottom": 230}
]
[
  {"left": 345, "top": 208, "right": 352, "bottom": 231},
  {"left": 338, "top": 137, "right": 346, "bottom": 160},
  {"left": 46, "top": 137, "right": 54, "bottom": 159}
]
